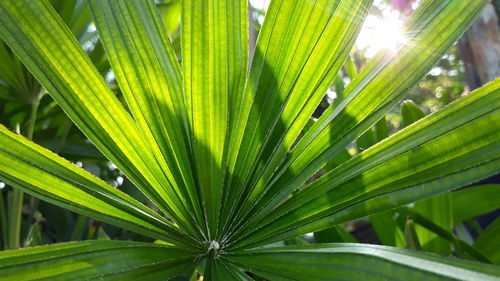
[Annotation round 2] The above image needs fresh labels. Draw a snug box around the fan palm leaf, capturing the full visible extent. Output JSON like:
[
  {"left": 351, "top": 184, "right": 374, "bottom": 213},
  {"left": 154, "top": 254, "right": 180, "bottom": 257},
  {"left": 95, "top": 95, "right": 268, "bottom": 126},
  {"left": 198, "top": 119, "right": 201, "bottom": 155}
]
[{"left": 0, "top": 0, "right": 499, "bottom": 280}]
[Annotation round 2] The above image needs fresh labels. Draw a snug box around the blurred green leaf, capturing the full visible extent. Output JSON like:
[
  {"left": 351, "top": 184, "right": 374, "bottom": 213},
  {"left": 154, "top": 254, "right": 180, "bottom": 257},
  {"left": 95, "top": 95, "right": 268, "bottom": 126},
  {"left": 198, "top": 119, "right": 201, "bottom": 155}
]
[
  {"left": 414, "top": 193, "right": 453, "bottom": 255},
  {"left": 452, "top": 184, "right": 500, "bottom": 223},
  {"left": 401, "top": 100, "right": 426, "bottom": 127},
  {"left": 314, "top": 225, "right": 357, "bottom": 243},
  {"left": 401, "top": 207, "right": 489, "bottom": 263},
  {"left": 404, "top": 217, "right": 422, "bottom": 251},
  {"left": 156, "top": 0, "right": 181, "bottom": 38},
  {"left": 371, "top": 211, "right": 405, "bottom": 247},
  {"left": 474, "top": 217, "right": 500, "bottom": 265},
  {"left": 0, "top": 0, "right": 497, "bottom": 279}
]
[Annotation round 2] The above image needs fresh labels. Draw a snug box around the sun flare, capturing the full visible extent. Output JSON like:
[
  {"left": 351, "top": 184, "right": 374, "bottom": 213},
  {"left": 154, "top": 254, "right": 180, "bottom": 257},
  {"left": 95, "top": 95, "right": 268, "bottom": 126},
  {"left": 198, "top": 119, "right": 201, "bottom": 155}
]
[{"left": 356, "top": 13, "right": 408, "bottom": 58}]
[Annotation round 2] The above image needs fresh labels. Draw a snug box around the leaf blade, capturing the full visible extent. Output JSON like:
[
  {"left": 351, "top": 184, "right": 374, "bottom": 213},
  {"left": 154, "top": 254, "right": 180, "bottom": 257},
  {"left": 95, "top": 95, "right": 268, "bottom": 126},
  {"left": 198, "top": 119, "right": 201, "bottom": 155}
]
[
  {"left": 222, "top": 0, "right": 373, "bottom": 236},
  {"left": 401, "top": 101, "right": 453, "bottom": 256},
  {"left": 227, "top": 244, "right": 500, "bottom": 281},
  {"left": 474, "top": 217, "right": 500, "bottom": 264},
  {"left": 88, "top": 0, "right": 204, "bottom": 237},
  {"left": 0, "top": 0, "right": 195, "bottom": 233},
  {"left": 181, "top": 0, "right": 248, "bottom": 239},
  {"left": 0, "top": 240, "right": 196, "bottom": 280},
  {"left": 0, "top": 124, "right": 197, "bottom": 249},
  {"left": 230, "top": 78, "right": 500, "bottom": 249},
  {"left": 259, "top": 0, "right": 489, "bottom": 216},
  {"left": 452, "top": 184, "right": 500, "bottom": 223}
]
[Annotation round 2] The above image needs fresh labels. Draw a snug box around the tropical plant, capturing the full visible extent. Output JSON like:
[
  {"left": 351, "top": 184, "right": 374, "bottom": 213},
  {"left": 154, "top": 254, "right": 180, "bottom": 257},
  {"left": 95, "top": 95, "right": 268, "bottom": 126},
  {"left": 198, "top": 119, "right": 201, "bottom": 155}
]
[
  {"left": 0, "top": 0, "right": 112, "bottom": 250},
  {"left": 0, "top": 0, "right": 499, "bottom": 280}
]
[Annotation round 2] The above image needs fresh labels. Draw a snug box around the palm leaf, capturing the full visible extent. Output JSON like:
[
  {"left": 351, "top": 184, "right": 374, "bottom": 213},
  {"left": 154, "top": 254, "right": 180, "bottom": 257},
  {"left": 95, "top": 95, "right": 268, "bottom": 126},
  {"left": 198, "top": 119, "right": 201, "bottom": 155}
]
[
  {"left": 221, "top": 0, "right": 372, "bottom": 235},
  {"left": 227, "top": 244, "right": 500, "bottom": 281},
  {"left": 229, "top": 78, "right": 499, "bottom": 249},
  {"left": 88, "top": 0, "right": 204, "bottom": 237},
  {"left": 0, "top": 0, "right": 498, "bottom": 280},
  {"left": 0, "top": 124, "right": 198, "bottom": 249},
  {"left": 0, "top": 0, "right": 198, "bottom": 235},
  {"left": 0, "top": 240, "right": 196, "bottom": 280},
  {"left": 181, "top": 0, "right": 248, "bottom": 240},
  {"left": 402, "top": 101, "right": 452, "bottom": 256},
  {"left": 244, "top": 0, "right": 490, "bottom": 221}
]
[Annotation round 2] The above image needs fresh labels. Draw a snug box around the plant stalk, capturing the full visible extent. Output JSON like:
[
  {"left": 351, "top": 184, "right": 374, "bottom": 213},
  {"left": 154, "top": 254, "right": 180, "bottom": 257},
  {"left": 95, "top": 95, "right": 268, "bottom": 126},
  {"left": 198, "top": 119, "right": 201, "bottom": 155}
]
[
  {"left": 0, "top": 190, "right": 7, "bottom": 249},
  {"left": 7, "top": 98, "right": 39, "bottom": 249}
]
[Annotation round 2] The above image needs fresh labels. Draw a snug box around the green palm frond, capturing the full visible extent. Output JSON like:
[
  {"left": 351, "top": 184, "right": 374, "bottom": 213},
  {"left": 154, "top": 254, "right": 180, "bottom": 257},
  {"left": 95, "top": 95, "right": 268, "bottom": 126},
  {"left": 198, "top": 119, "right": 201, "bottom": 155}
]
[{"left": 0, "top": 0, "right": 499, "bottom": 280}]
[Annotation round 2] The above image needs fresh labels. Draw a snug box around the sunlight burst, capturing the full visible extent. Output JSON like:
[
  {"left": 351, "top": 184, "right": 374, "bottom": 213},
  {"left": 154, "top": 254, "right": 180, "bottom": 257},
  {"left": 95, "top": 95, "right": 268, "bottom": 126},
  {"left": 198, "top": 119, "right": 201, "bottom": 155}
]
[{"left": 356, "top": 12, "right": 408, "bottom": 58}]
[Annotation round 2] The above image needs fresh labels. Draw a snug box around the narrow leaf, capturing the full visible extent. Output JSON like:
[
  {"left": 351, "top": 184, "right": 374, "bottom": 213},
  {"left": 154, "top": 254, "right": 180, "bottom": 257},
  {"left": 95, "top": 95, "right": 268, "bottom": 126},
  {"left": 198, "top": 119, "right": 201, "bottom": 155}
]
[
  {"left": 222, "top": 0, "right": 373, "bottom": 235},
  {"left": 88, "top": 0, "right": 204, "bottom": 237},
  {"left": 0, "top": 240, "right": 196, "bottom": 280},
  {"left": 401, "top": 100, "right": 426, "bottom": 127},
  {"left": 258, "top": 0, "right": 489, "bottom": 218},
  {"left": 404, "top": 217, "right": 422, "bottom": 251},
  {"left": 229, "top": 78, "right": 499, "bottom": 249},
  {"left": 227, "top": 244, "right": 500, "bottom": 281},
  {"left": 370, "top": 211, "right": 405, "bottom": 247},
  {"left": 474, "top": 217, "right": 500, "bottom": 264},
  {"left": 452, "top": 184, "right": 500, "bottom": 223},
  {"left": 0, "top": 0, "right": 195, "bottom": 233},
  {"left": 0, "top": 125, "right": 198, "bottom": 249},
  {"left": 182, "top": 0, "right": 248, "bottom": 239}
]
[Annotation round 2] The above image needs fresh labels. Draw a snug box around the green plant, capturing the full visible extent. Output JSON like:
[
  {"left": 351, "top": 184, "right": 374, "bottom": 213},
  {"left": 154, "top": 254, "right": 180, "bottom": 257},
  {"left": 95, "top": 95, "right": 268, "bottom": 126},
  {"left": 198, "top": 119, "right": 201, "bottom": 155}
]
[
  {"left": 0, "top": 0, "right": 114, "bottom": 250},
  {"left": 0, "top": 0, "right": 499, "bottom": 280}
]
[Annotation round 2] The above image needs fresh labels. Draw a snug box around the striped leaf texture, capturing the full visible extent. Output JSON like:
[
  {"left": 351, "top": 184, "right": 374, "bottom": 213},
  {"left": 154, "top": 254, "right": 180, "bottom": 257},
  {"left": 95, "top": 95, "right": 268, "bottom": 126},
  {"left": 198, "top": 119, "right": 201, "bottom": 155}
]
[
  {"left": 0, "top": 240, "right": 196, "bottom": 280},
  {"left": 0, "top": 0, "right": 498, "bottom": 280},
  {"left": 227, "top": 244, "right": 500, "bottom": 281}
]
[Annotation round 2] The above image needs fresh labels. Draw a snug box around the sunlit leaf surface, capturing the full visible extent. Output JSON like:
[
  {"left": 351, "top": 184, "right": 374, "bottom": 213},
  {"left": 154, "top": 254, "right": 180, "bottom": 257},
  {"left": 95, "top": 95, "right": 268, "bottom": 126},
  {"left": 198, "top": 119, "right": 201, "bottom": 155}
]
[{"left": 0, "top": 0, "right": 498, "bottom": 280}]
